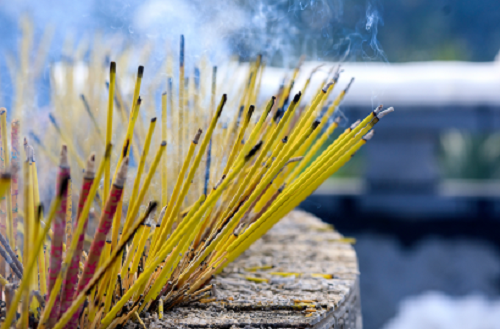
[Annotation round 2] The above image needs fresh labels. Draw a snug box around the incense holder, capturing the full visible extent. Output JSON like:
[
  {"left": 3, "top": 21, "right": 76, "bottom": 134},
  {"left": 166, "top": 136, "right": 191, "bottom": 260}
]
[{"left": 142, "top": 210, "right": 361, "bottom": 329}]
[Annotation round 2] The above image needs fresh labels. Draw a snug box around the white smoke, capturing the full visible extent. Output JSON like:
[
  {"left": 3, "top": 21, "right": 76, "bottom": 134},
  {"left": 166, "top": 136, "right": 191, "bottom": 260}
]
[{"left": 133, "top": 0, "right": 249, "bottom": 63}]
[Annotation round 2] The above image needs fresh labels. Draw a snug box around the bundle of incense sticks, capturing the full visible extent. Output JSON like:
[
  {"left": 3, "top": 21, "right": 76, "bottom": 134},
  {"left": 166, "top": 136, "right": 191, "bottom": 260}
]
[{"left": 0, "top": 30, "right": 393, "bottom": 329}]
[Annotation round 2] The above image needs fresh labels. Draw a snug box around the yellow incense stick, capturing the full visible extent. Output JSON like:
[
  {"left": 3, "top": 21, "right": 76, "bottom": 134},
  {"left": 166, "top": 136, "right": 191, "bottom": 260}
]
[
  {"left": 122, "top": 117, "right": 157, "bottom": 233},
  {"left": 161, "top": 92, "right": 168, "bottom": 207},
  {"left": 104, "top": 62, "right": 116, "bottom": 207},
  {"left": 0, "top": 109, "right": 14, "bottom": 247}
]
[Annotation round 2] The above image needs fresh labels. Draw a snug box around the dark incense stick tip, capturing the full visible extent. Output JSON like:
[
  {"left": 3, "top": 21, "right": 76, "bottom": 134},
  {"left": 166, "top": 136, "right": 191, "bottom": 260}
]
[
  {"left": 293, "top": 92, "right": 301, "bottom": 103},
  {"left": 161, "top": 140, "right": 167, "bottom": 147},
  {"left": 105, "top": 144, "right": 113, "bottom": 158},
  {"left": 273, "top": 108, "right": 283, "bottom": 123},
  {"left": 138, "top": 66, "right": 144, "bottom": 78},
  {"left": 312, "top": 120, "right": 321, "bottom": 130},
  {"left": 247, "top": 105, "right": 255, "bottom": 120},
  {"left": 193, "top": 129, "right": 202, "bottom": 144},
  {"left": 245, "top": 141, "right": 263, "bottom": 161},
  {"left": 36, "top": 204, "right": 43, "bottom": 221},
  {"left": 145, "top": 202, "right": 158, "bottom": 221},
  {"left": 137, "top": 96, "right": 142, "bottom": 105},
  {"left": 151, "top": 117, "right": 157, "bottom": 123},
  {"left": 0, "top": 108, "right": 5, "bottom": 116},
  {"left": 110, "top": 62, "right": 116, "bottom": 73},
  {"left": 162, "top": 92, "right": 167, "bottom": 96},
  {"left": 217, "top": 95, "right": 227, "bottom": 118},
  {"left": 123, "top": 140, "right": 130, "bottom": 158},
  {"left": 59, "top": 176, "right": 70, "bottom": 197}
]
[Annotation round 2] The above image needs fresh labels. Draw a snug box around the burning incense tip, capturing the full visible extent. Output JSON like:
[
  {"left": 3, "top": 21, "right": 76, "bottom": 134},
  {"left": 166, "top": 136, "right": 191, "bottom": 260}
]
[
  {"left": 84, "top": 153, "right": 96, "bottom": 179},
  {"left": 322, "top": 82, "right": 333, "bottom": 93},
  {"left": 60, "top": 145, "right": 69, "bottom": 167},
  {"left": 110, "top": 62, "right": 116, "bottom": 73},
  {"left": 312, "top": 120, "right": 321, "bottom": 129},
  {"left": 115, "top": 157, "right": 129, "bottom": 187},
  {"left": 363, "top": 130, "right": 375, "bottom": 141},
  {"left": 333, "top": 65, "right": 342, "bottom": 82},
  {"left": 374, "top": 104, "right": 384, "bottom": 114},
  {"left": 345, "top": 77, "right": 355, "bottom": 92},
  {"left": 351, "top": 119, "right": 362, "bottom": 130},
  {"left": 151, "top": 117, "right": 157, "bottom": 123},
  {"left": 27, "top": 146, "right": 34, "bottom": 162},
  {"left": 138, "top": 66, "right": 144, "bottom": 78},
  {"left": 161, "top": 140, "right": 167, "bottom": 146},
  {"left": 377, "top": 107, "right": 395, "bottom": 119}
]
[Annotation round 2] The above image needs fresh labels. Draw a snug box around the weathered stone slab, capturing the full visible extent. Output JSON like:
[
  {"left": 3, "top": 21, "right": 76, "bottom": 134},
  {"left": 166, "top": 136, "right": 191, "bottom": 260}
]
[{"left": 143, "top": 210, "right": 361, "bottom": 329}]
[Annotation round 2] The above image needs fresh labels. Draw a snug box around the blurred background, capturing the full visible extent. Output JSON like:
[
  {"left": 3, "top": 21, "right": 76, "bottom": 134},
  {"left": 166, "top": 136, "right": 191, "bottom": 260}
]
[{"left": 1, "top": 0, "right": 500, "bottom": 327}]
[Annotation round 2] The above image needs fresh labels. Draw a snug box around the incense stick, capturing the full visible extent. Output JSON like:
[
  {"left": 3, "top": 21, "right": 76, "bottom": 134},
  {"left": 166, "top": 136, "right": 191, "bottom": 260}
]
[{"left": 0, "top": 44, "right": 394, "bottom": 329}]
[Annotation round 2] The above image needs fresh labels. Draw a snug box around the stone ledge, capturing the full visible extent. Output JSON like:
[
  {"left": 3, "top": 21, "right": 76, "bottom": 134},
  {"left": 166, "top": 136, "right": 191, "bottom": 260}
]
[{"left": 146, "top": 210, "right": 361, "bottom": 329}]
